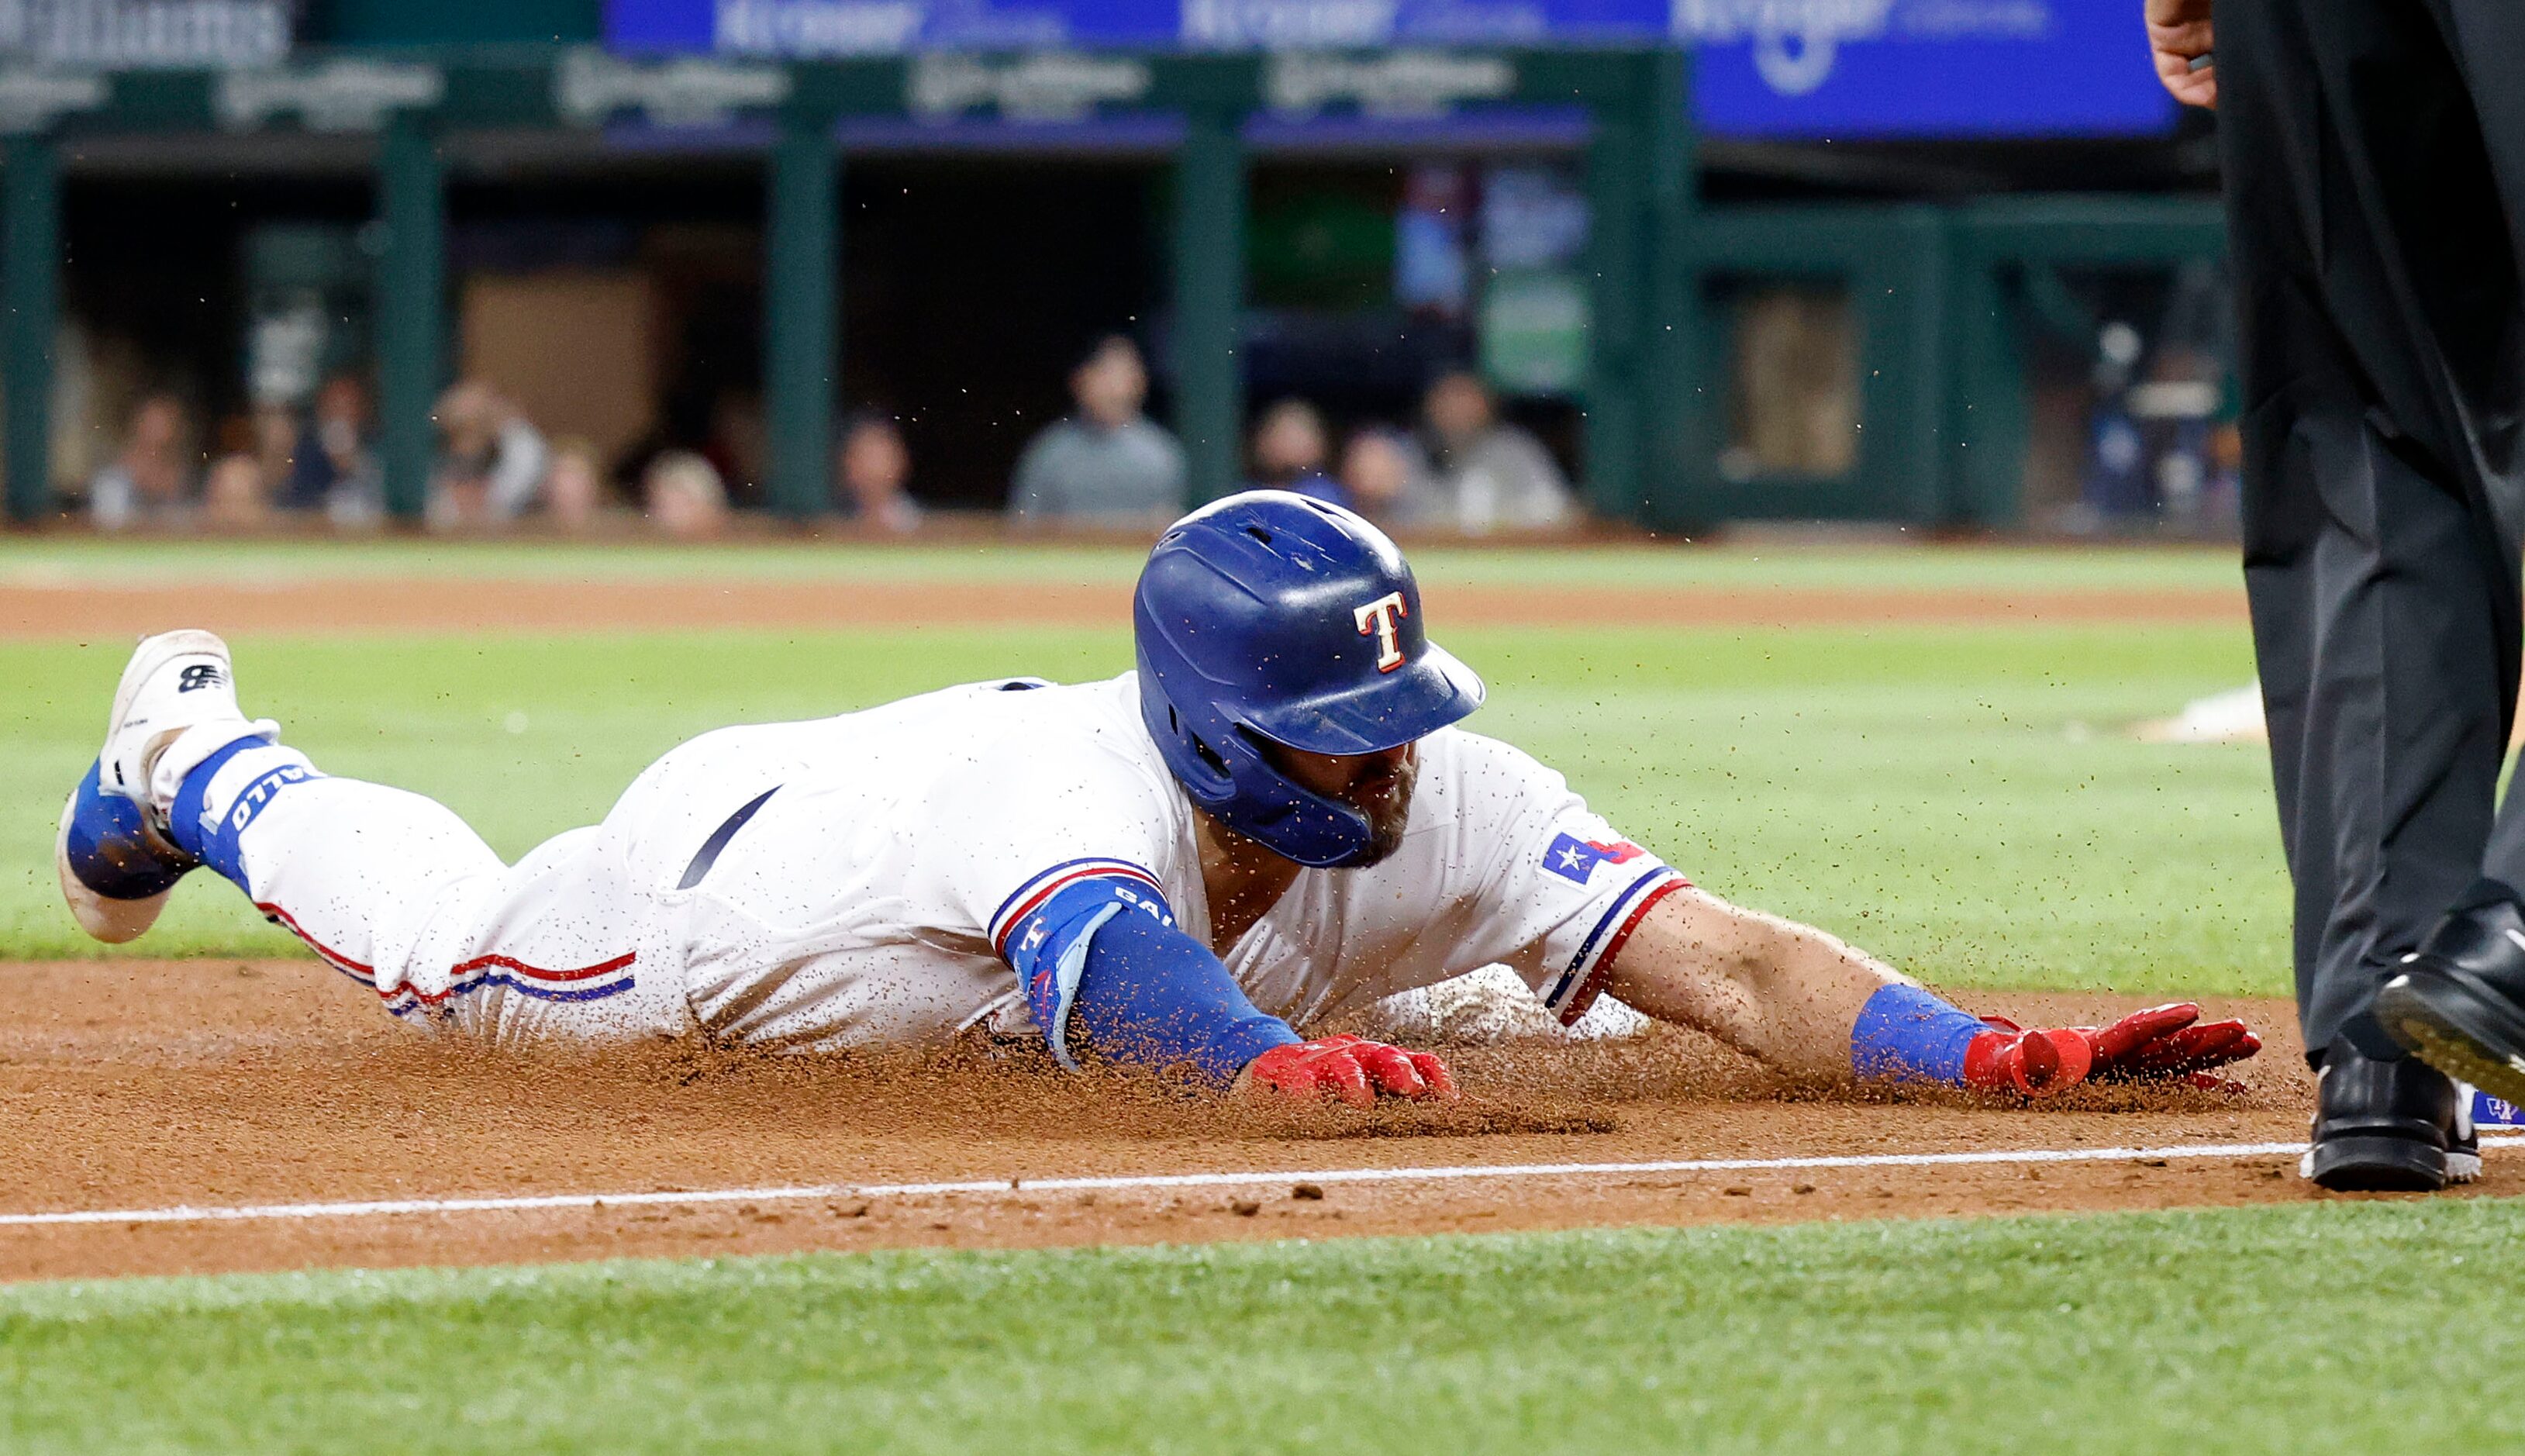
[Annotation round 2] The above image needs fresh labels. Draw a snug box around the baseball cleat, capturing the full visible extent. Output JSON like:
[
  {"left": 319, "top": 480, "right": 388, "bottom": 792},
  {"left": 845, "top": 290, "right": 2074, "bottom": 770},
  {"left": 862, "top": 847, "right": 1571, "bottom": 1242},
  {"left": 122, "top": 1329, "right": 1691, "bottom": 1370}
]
[
  {"left": 96, "top": 629, "right": 254, "bottom": 806},
  {"left": 2299, "top": 1041, "right": 2468, "bottom": 1192},
  {"left": 2374, "top": 888, "right": 2525, "bottom": 1109},
  {"left": 54, "top": 630, "right": 266, "bottom": 944}
]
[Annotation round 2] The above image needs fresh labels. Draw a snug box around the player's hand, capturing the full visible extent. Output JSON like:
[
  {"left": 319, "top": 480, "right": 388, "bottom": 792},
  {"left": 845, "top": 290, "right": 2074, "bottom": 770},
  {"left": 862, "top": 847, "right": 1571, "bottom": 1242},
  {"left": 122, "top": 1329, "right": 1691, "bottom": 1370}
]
[
  {"left": 1964, "top": 1003, "right": 2259, "bottom": 1096},
  {"left": 2078, "top": 1002, "right": 2260, "bottom": 1086},
  {"left": 1961, "top": 1020, "right": 2093, "bottom": 1096},
  {"left": 1242, "top": 1035, "right": 1457, "bottom": 1107},
  {"left": 2144, "top": 0, "right": 2216, "bottom": 109}
]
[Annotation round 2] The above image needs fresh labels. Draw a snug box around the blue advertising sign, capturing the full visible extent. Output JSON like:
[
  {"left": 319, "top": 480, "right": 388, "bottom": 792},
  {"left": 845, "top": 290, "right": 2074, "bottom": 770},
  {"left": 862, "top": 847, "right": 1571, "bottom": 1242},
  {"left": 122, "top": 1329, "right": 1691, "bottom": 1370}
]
[
  {"left": 605, "top": 0, "right": 2176, "bottom": 136},
  {"left": 1682, "top": 0, "right": 2176, "bottom": 137},
  {"left": 609, "top": 0, "right": 1176, "bottom": 53},
  {"left": 607, "top": 0, "right": 1670, "bottom": 53},
  {"left": 1185, "top": 0, "right": 1662, "bottom": 49}
]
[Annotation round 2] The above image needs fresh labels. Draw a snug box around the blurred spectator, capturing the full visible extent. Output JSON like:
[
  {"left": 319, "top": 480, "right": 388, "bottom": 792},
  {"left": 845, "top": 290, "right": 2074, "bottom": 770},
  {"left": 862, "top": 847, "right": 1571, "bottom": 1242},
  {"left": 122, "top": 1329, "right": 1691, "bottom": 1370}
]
[
  {"left": 837, "top": 413, "right": 923, "bottom": 534},
  {"left": 283, "top": 374, "right": 381, "bottom": 526},
  {"left": 251, "top": 405, "right": 298, "bottom": 495},
  {"left": 706, "top": 388, "right": 767, "bottom": 509},
  {"left": 543, "top": 438, "right": 609, "bottom": 533},
  {"left": 2134, "top": 340, "right": 2227, "bottom": 530},
  {"left": 88, "top": 394, "right": 193, "bottom": 530},
  {"left": 643, "top": 450, "right": 728, "bottom": 539},
  {"left": 1009, "top": 336, "right": 1185, "bottom": 528},
  {"left": 201, "top": 453, "right": 271, "bottom": 530},
  {"left": 2208, "top": 420, "right": 2244, "bottom": 513},
  {"left": 1420, "top": 369, "right": 1575, "bottom": 533},
  {"left": 1340, "top": 426, "right": 1440, "bottom": 526},
  {"left": 1247, "top": 399, "right": 1346, "bottom": 506},
  {"left": 2078, "top": 320, "right": 2150, "bottom": 520},
  {"left": 432, "top": 380, "right": 550, "bottom": 528}
]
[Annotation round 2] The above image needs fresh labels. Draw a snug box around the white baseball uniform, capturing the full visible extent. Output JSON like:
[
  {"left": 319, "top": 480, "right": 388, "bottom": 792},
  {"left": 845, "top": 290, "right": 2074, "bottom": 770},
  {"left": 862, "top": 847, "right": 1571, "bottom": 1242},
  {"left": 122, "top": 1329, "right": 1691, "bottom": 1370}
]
[{"left": 206, "top": 672, "right": 1687, "bottom": 1051}]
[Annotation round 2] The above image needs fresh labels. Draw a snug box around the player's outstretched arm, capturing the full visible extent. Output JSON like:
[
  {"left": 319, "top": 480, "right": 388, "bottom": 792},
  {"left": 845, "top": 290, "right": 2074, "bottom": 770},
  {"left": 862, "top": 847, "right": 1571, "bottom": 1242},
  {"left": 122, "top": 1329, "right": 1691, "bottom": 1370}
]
[
  {"left": 1597, "top": 887, "right": 1888, "bottom": 1081},
  {"left": 1005, "top": 874, "right": 1452, "bottom": 1104},
  {"left": 1599, "top": 888, "right": 2258, "bottom": 1095}
]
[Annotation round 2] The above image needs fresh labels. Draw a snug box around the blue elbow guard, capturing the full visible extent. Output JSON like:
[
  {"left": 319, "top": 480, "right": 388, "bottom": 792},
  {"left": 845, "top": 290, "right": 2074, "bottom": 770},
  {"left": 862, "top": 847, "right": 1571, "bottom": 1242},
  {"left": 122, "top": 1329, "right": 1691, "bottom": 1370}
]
[{"left": 1003, "top": 876, "right": 1299, "bottom": 1083}]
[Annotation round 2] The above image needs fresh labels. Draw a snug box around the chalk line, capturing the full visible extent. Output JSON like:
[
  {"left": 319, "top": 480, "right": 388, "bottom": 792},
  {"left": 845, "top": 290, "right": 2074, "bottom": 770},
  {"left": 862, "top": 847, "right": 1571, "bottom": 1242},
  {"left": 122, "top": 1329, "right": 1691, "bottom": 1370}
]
[{"left": 7, "top": 1135, "right": 2516, "bottom": 1230}]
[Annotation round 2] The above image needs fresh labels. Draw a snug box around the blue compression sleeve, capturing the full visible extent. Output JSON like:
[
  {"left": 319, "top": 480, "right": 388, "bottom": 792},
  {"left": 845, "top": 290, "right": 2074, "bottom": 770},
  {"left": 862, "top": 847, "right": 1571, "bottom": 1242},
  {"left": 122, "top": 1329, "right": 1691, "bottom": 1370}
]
[
  {"left": 1005, "top": 876, "right": 1301, "bottom": 1084},
  {"left": 1849, "top": 983, "right": 1988, "bottom": 1085},
  {"left": 167, "top": 735, "right": 319, "bottom": 888}
]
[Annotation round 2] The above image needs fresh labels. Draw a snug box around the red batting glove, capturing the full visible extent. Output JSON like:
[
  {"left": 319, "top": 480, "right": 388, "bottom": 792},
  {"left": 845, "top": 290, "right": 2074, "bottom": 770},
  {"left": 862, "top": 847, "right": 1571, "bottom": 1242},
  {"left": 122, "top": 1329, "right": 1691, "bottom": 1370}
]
[
  {"left": 2078, "top": 1002, "right": 2261, "bottom": 1087},
  {"left": 1964, "top": 1003, "right": 2261, "bottom": 1097},
  {"left": 1245, "top": 1035, "right": 1457, "bottom": 1108},
  {"left": 1962, "top": 1020, "right": 2093, "bottom": 1096}
]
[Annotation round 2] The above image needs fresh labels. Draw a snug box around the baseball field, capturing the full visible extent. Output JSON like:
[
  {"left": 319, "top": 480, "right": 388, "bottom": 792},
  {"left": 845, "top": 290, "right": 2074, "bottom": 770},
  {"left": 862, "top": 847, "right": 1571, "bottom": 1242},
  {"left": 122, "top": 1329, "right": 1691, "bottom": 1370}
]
[{"left": 5, "top": 537, "right": 2517, "bottom": 1451}]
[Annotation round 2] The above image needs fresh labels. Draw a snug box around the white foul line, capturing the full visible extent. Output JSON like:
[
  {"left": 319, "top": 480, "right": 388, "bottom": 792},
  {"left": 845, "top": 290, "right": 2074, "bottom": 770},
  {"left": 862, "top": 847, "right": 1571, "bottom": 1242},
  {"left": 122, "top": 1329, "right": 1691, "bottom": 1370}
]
[{"left": 5, "top": 1134, "right": 2518, "bottom": 1230}]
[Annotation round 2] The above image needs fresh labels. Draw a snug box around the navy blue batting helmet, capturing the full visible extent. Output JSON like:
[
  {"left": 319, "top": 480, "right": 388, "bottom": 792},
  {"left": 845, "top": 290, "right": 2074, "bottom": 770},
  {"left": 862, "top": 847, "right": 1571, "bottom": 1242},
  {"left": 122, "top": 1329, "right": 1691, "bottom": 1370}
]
[{"left": 1133, "top": 490, "right": 1485, "bottom": 867}]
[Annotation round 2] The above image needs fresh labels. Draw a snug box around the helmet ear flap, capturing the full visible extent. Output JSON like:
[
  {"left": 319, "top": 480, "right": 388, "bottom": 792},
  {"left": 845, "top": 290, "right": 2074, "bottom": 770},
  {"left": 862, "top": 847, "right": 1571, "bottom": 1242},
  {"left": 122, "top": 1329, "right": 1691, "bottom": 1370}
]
[
  {"left": 1171, "top": 701, "right": 1232, "bottom": 777},
  {"left": 1162, "top": 702, "right": 1230, "bottom": 778},
  {"left": 1145, "top": 681, "right": 1236, "bottom": 802},
  {"left": 1212, "top": 722, "right": 1378, "bottom": 867},
  {"left": 1182, "top": 715, "right": 1230, "bottom": 778}
]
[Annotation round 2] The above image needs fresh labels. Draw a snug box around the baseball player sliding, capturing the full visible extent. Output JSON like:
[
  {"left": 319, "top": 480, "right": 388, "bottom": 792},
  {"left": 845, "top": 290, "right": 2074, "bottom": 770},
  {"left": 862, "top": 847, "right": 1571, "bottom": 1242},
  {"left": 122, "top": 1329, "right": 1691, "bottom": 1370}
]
[{"left": 58, "top": 492, "right": 2259, "bottom": 1106}]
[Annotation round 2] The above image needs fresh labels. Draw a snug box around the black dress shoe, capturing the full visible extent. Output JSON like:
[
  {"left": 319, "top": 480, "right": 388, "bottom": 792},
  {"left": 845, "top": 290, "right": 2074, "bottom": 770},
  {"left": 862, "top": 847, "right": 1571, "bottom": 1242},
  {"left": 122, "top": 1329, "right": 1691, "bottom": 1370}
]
[
  {"left": 2301, "top": 1042, "right": 2466, "bottom": 1192},
  {"left": 2374, "top": 884, "right": 2525, "bottom": 1106}
]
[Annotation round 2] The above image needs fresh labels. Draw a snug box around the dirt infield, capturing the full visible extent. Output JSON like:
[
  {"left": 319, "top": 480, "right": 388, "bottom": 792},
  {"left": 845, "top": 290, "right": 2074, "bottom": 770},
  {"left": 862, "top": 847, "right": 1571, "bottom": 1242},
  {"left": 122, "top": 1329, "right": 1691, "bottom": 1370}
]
[
  {"left": 2, "top": 957, "right": 2498, "bottom": 1285},
  {"left": 0, "top": 559, "right": 2302, "bottom": 1286},
  {"left": 0, "top": 576, "right": 2245, "bottom": 640}
]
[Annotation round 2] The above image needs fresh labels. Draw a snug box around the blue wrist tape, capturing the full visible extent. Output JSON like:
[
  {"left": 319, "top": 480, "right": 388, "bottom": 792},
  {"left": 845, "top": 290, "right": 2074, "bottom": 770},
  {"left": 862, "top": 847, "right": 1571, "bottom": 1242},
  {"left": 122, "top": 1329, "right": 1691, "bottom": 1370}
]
[
  {"left": 167, "top": 736, "right": 319, "bottom": 889},
  {"left": 1003, "top": 875, "right": 1300, "bottom": 1083},
  {"left": 1850, "top": 983, "right": 1988, "bottom": 1086}
]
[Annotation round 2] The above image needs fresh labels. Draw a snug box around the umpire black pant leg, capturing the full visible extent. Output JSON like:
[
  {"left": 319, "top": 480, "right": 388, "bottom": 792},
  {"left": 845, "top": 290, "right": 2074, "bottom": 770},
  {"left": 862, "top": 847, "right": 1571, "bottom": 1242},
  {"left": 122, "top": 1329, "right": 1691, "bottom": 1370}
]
[
  {"left": 2245, "top": 433, "right": 2513, "bottom": 1056},
  {"left": 2445, "top": 0, "right": 2525, "bottom": 897},
  {"left": 2220, "top": 0, "right": 2525, "bottom": 1059}
]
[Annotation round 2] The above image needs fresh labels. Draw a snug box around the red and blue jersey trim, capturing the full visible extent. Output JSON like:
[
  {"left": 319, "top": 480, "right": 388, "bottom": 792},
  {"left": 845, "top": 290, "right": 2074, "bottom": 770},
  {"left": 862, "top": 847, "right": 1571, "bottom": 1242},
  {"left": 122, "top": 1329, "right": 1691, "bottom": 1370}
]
[
  {"left": 988, "top": 857, "right": 1168, "bottom": 959},
  {"left": 257, "top": 901, "right": 638, "bottom": 1020},
  {"left": 1539, "top": 867, "right": 1689, "bottom": 1026}
]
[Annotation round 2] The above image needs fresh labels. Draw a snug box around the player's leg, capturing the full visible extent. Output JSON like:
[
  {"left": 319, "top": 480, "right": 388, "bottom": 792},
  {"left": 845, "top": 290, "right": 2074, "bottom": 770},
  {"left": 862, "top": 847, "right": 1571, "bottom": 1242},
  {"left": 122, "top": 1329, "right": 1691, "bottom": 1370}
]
[
  {"left": 2215, "top": 0, "right": 2520, "bottom": 1188},
  {"left": 57, "top": 631, "right": 685, "bottom": 1042}
]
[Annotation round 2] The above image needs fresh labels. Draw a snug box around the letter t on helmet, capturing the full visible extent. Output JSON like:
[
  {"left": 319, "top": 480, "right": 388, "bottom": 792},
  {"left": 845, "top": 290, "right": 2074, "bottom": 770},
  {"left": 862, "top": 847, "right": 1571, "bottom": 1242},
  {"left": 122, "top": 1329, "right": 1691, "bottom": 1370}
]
[
  {"left": 1353, "top": 591, "right": 1409, "bottom": 672},
  {"left": 1133, "top": 490, "right": 1485, "bottom": 868}
]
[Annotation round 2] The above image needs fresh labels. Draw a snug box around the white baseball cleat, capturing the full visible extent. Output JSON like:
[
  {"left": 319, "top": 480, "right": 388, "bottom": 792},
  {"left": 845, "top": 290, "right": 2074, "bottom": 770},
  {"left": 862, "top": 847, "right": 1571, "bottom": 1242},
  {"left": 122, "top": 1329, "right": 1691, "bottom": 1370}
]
[
  {"left": 55, "top": 630, "right": 271, "bottom": 944},
  {"left": 98, "top": 630, "right": 260, "bottom": 806}
]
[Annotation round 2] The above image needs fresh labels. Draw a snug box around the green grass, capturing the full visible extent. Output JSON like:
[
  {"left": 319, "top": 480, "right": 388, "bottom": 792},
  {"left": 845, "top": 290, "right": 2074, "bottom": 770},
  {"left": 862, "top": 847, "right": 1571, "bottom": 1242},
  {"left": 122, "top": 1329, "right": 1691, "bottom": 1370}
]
[
  {"left": 5, "top": 621, "right": 2277, "bottom": 992},
  {"left": 3, "top": 1197, "right": 2517, "bottom": 1452}
]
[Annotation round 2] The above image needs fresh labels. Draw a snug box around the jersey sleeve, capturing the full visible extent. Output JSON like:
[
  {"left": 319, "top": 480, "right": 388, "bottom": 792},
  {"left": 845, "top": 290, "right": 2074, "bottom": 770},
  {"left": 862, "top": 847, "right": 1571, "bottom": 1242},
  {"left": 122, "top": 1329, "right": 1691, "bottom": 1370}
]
[
  {"left": 1419, "top": 732, "right": 1690, "bottom": 1026},
  {"left": 905, "top": 719, "right": 1181, "bottom": 962}
]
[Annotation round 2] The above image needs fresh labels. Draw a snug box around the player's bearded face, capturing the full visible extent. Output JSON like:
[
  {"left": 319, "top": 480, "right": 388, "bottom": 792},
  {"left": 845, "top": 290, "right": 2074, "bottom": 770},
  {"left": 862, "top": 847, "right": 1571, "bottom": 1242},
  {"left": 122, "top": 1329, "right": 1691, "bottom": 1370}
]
[{"left": 1264, "top": 740, "right": 1419, "bottom": 866}]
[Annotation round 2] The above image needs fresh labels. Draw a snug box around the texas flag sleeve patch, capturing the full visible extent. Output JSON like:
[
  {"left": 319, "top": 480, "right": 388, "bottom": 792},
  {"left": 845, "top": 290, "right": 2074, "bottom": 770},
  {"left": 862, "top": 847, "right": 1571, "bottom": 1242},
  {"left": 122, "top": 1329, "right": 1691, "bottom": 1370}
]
[{"left": 1541, "top": 832, "right": 1647, "bottom": 885}]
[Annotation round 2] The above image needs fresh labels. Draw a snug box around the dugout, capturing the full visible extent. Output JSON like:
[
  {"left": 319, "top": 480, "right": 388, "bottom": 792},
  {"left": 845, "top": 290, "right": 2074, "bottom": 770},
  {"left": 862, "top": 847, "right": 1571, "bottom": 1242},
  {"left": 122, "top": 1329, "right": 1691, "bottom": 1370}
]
[
  {"left": 0, "top": 47, "right": 1690, "bottom": 525},
  {"left": 1664, "top": 194, "right": 2227, "bottom": 531},
  {"left": 0, "top": 43, "right": 2225, "bottom": 532},
  {"left": 48, "top": 140, "right": 777, "bottom": 508}
]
